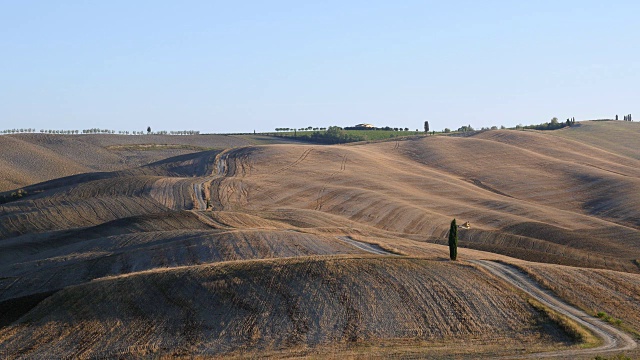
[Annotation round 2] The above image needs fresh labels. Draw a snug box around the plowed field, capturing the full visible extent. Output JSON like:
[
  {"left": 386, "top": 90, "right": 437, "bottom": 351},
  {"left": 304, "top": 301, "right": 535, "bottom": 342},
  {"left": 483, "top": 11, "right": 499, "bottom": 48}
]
[{"left": 1, "top": 121, "right": 639, "bottom": 358}]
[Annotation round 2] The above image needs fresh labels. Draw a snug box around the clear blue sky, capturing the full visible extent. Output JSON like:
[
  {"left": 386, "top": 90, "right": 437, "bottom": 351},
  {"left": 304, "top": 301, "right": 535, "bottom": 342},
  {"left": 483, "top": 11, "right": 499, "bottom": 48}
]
[{"left": 1, "top": 1, "right": 638, "bottom": 133}]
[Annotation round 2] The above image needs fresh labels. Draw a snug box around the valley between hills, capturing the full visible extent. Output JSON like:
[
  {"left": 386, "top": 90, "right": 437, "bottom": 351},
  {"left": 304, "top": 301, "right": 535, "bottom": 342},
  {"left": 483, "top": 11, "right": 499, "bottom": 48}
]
[{"left": 1, "top": 121, "right": 639, "bottom": 359}]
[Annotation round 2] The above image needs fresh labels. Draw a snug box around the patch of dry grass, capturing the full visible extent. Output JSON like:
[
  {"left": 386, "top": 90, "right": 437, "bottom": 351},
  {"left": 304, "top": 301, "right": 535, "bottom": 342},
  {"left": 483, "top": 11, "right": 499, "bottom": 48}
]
[
  {"left": 527, "top": 298, "right": 601, "bottom": 348},
  {"left": 511, "top": 261, "right": 640, "bottom": 339}
]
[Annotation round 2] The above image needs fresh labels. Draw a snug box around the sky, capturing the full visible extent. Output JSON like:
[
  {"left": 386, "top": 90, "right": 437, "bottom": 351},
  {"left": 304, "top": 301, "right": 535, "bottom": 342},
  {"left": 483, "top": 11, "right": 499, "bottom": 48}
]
[{"left": 1, "top": 0, "right": 638, "bottom": 134}]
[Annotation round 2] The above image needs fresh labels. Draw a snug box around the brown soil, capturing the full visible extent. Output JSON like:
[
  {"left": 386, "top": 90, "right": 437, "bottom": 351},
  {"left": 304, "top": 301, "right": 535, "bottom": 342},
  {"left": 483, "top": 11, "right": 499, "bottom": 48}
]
[
  {"left": 0, "top": 134, "right": 263, "bottom": 191},
  {"left": 1, "top": 121, "right": 639, "bottom": 358},
  {"left": 0, "top": 257, "right": 575, "bottom": 359}
]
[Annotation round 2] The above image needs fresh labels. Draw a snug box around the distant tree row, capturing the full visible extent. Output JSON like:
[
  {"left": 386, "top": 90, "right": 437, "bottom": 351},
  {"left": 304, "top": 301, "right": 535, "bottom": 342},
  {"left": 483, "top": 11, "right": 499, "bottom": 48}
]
[
  {"left": 82, "top": 128, "right": 199, "bottom": 135},
  {"left": 113, "top": 130, "right": 202, "bottom": 135},
  {"left": 515, "top": 117, "right": 571, "bottom": 131},
  {"left": 275, "top": 126, "right": 367, "bottom": 144},
  {"left": 478, "top": 126, "right": 506, "bottom": 131},
  {"left": 1, "top": 128, "right": 201, "bottom": 135},
  {"left": 1, "top": 128, "right": 38, "bottom": 134},
  {"left": 276, "top": 126, "right": 416, "bottom": 132},
  {"left": 167, "top": 130, "right": 201, "bottom": 135},
  {"left": 457, "top": 124, "right": 475, "bottom": 132},
  {"left": 444, "top": 124, "right": 503, "bottom": 133},
  {"left": 342, "top": 126, "right": 411, "bottom": 131},
  {"left": 275, "top": 127, "right": 327, "bottom": 132},
  {"left": 0, "top": 129, "right": 82, "bottom": 134},
  {"left": 301, "top": 126, "right": 367, "bottom": 144},
  {"left": 271, "top": 116, "right": 582, "bottom": 137},
  {"left": 83, "top": 128, "right": 116, "bottom": 134}
]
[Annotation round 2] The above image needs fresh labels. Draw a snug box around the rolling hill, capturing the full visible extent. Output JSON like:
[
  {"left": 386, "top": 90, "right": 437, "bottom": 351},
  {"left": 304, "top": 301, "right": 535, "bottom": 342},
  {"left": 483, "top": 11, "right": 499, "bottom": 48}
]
[
  {"left": 0, "top": 133, "right": 305, "bottom": 192},
  {"left": 1, "top": 121, "right": 639, "bottom": 358}
]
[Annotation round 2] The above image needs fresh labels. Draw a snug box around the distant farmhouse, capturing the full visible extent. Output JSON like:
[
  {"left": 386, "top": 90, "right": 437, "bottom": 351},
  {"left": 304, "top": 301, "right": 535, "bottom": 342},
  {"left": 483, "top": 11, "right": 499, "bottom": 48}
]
[{"left": 354, "top": 123, "right": 375, "bottom": 129}]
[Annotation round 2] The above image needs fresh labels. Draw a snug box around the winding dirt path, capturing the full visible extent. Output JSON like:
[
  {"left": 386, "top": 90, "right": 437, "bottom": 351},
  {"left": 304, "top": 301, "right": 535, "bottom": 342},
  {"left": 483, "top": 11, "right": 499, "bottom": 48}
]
[
  {"left": 470, "top": 260, "right": 637, "bottom": 359},
  {"left": 336, "top": 236, "right": 398, "bottom": 256},
  {"left": 192, "top": 181, "right": 207, "bottom": 210},
  {"left": 191, "top": 149, "right": 233, "bottom": 211}
]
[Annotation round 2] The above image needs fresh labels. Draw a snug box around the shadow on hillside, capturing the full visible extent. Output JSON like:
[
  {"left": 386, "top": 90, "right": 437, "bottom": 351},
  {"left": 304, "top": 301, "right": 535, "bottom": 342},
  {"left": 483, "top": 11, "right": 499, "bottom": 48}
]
[{"left": 0, "top": 290, "right": 59, "bottom": 327}]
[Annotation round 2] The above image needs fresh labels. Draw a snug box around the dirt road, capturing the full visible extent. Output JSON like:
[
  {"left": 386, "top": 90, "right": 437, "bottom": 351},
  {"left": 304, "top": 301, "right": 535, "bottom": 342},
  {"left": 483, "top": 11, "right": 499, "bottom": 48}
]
[
  {"left": 192, "top": 180, "right": 209, "bottom": 210},
  {"left": 336, "top": 236, "right": 398, "bottom": 256},
  {"left": 191, "top": 150, "right": 232, "bottom": 211},
  {"left": 470, "top": 260, "right": 637, "bottom": 359}
]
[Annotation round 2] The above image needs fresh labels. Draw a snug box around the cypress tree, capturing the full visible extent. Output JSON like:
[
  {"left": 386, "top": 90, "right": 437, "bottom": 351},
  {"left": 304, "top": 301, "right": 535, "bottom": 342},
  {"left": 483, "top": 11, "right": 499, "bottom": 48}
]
[{"left": 449, "top": 219, "right": 458, "bottom": 261}]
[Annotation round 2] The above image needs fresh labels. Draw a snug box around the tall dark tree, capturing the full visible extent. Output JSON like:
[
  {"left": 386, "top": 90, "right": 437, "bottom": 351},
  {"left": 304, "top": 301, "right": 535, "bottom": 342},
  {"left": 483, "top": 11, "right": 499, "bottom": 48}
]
[
  {"left": 147, "top": 126, "right": 151, "bottom": 134},
  {"left": 448, "top": 219, "right": 458, "bottom": 261},
  {"left": 424, "top": 121, "right": 429, "bottom": 133}
]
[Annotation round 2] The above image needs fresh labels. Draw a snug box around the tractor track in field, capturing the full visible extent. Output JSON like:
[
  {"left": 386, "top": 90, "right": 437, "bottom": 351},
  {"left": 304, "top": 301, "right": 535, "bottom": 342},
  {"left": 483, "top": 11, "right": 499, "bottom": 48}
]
[
  {"left": 271, "top": 148, "right": 314, "bottom": 175},
  {"left": 191, "top": 149, "right": 233, "bottom": 211},
  {"left": 470, "top": 260, "right": 637, "bottom": 359},
  {"left": 192, "top": 147, "right": 255, "bottom": 212},
  {"left": 315, "top": 154, "right": 348, "bottom": 211}
]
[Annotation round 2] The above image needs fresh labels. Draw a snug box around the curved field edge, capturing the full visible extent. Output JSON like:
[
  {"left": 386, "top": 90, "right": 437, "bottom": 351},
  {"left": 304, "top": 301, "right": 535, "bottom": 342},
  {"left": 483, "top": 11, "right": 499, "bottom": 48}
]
[
  {"left": 509, "top": 261, "right": 640, "bottom": 340},
  {"left": 471, "top": 260, "right": 638, "bottom": 358},
  {"left": 469, "top": 260, "right": 637, "bottom": 359},
  {"left": 0, "top": 257, "right": 579, "bottom": 359},
  {"left": 526, "top": 298, "right": 601, "bottom": 348}
]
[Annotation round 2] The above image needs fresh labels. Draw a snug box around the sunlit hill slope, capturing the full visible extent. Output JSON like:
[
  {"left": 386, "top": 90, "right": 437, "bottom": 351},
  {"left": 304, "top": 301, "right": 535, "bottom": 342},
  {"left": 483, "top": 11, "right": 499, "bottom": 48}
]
[{"left": 1, "top": 121, "right": 639, "bottom": 358}]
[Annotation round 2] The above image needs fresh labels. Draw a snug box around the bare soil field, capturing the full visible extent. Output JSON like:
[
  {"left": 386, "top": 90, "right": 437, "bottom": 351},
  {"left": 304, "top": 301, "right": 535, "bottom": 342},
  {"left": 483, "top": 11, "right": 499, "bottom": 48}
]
[
  {"left": 204, "top": 126, "right": 640, "bottom": 271},
  {"left": 0, "top": 134, "right": 277, "bottom": 192},
  {"left": 0, "top": 257, "right": 577, "bottom": 359},
  {"left": 1, "top": 121, "right": 639, "bottom": 358},
  {"left": 551, "top": 120, "right": 640, "bottom": 160}
]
